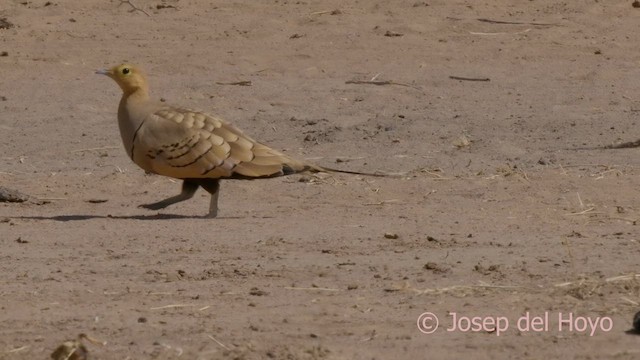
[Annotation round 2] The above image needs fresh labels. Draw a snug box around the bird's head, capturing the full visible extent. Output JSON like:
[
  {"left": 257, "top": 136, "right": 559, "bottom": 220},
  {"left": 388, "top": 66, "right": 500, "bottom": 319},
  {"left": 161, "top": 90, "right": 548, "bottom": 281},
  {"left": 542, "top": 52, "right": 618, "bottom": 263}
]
[{"left": 96, "top": 64, "right": 148, "bottom": 94}]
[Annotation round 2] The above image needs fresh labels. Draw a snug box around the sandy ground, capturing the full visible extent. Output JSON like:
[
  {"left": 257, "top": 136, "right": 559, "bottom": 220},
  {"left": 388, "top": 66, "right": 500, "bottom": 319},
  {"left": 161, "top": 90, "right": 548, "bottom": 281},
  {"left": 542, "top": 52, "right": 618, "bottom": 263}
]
[{"left": 2, "top": 0, "right": 640, "bottom": 359}]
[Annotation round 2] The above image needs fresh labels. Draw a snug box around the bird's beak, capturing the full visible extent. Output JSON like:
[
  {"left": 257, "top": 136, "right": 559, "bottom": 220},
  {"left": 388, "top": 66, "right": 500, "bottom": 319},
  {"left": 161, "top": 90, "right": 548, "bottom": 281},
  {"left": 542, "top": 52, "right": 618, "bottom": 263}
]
[{"left": 95, "top": 69, "right": 111, "bottom": 76}]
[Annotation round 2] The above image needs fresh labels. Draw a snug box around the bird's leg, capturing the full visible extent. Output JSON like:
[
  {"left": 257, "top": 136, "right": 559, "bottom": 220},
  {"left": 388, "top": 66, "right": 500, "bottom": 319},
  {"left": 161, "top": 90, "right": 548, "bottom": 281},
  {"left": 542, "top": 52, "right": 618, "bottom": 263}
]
[
  {"left": 198, "top": 179, "right": 220, "bottom": 218},
  {"left": 140, "top": 180, "right": 199, "bottom": 210}
]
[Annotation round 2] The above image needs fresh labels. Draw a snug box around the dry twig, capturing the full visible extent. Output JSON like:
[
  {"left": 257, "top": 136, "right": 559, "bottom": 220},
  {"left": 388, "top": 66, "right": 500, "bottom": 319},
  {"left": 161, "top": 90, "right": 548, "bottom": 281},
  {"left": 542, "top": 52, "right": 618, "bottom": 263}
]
[
  {"left": 309, "top": 9, "right": 342, "bottom": 16},
  {"left": 476, "top": 18, "right": 557, "bottom": 26},
  {"left": 284, "top": 286, "right": 342, "bottom": 291},
  {"left": 207, "top": 335, "right": 230, "bottom": 350},
  {"left": 449, "top": 75, "right": 490, "bottom": 82},
  {"left": 564, "top": 207, "right": 596, "bottom": 216},
  {"left": 72, "top": 146, "right": 119, "bottom": 153},
  {"left": 150, "top": 304, "right": 197, "bottom": 310},
  {"left": 216, "top": 81, "right": 252, "bottom": 86},
  {"left": 345, "top": 79, "right": 421, "bottom": 90},
  {"left": 5, "top": 346, "right": 29, "bottom": 354},
  {"left": 469, "top": 29, "right": 532, "bottom": 36},
  {"left": 119, "top": 0, "right": 150, "bottom": 16}
]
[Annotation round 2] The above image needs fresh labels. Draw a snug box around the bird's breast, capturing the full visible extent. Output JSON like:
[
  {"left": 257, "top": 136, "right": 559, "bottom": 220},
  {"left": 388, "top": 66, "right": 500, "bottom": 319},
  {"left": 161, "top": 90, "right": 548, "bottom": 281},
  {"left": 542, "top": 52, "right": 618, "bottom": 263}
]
[{"left": 117, "top": 96, "right": 153, "bottom": 165}]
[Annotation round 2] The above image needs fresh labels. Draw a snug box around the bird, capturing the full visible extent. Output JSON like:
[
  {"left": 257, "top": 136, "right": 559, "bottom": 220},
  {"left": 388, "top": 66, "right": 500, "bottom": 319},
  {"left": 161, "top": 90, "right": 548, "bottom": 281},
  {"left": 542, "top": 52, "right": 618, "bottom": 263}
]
[{"left": 97, "top": 64, "right": 384, "bottom": 218}]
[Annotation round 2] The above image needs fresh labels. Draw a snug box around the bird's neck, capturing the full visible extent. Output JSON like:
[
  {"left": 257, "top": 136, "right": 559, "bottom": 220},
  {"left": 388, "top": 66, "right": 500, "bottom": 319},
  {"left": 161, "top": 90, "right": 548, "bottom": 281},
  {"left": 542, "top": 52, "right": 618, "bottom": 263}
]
[
  {"left": 122, "top": 86, "right": 149, "bottom": 101},
  {"left": 117, "top": 87, "right": 150, "bottom": 160},
  {"left": 119, "top": 87, "right": 151, "bottom": 121}
]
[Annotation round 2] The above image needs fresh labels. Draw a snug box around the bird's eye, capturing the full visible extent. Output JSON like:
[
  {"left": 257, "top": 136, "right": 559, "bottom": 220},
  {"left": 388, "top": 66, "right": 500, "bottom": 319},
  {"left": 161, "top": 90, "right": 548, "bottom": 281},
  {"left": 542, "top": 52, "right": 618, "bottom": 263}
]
[{"left": 122, "top": 68, "right": 130, "bottom": 75}]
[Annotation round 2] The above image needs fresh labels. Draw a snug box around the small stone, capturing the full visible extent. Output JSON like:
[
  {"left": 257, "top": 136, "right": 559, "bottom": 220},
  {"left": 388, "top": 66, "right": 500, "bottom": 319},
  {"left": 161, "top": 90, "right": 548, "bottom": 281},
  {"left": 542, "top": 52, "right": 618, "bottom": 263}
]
[
  {"left": 0, "top": 18, "right": 14, "bottom": 30},
  {"left": 423, "top": 262, "right": 450, "bottom": 274},
  {"left": 384, "top": 232, "right": 399, "bottom": 239},
  {"left": 384, "top": 30, "right": 404, "bottom": 37},
  {"left": 249, "top": 287, "right": 268, "bottom": 296},
  {"left": 453, "top": 134, "right": 471, "bottom": 148},
  {"left": 86, "top": 199, "right": 108, "bottom": 204},
  {"left": 424, "top": 262, "right": 437, "bottom": 270},
  {"left": 0, "top": 186, "right": 30, "bottom": 203}
]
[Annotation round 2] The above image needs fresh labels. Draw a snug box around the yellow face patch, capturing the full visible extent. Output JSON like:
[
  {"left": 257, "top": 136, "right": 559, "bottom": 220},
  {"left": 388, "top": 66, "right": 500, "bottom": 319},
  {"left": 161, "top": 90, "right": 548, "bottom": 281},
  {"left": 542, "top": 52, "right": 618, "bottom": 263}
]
[
  {"left": 112, "top": 64, "right": 134, "bottom": 78},
  {"left": 98, "top": 64, "right": 146, "bottom": 93}
]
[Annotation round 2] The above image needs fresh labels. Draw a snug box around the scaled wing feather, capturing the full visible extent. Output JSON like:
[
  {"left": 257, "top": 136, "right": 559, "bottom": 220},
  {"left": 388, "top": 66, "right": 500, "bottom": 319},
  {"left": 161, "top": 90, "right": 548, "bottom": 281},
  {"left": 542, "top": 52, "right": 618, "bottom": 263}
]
[{"left": 132, "top": 107, "right": 311, "bottom": 179}]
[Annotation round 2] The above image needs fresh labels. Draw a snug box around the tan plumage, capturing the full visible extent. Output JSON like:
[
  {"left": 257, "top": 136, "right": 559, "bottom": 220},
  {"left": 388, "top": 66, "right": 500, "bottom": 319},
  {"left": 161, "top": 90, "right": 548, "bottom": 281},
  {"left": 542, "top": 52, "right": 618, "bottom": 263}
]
[{"left": 97, "top": 64, "right": 370, "bottom": 217}]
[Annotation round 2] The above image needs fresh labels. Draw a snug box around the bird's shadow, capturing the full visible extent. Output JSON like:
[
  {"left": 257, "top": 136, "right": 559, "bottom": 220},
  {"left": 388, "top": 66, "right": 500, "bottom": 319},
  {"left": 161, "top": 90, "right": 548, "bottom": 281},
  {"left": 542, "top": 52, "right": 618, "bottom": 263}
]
[{"left": 14, "top": 213, "right": 246, "bottom": 221}]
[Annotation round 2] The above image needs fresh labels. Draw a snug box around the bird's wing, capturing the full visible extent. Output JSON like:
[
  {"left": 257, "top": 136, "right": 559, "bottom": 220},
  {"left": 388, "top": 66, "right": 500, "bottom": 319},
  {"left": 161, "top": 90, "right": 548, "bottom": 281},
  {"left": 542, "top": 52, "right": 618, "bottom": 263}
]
[{"left": 131, "top": 106, "right": 315, "bottom": 179}]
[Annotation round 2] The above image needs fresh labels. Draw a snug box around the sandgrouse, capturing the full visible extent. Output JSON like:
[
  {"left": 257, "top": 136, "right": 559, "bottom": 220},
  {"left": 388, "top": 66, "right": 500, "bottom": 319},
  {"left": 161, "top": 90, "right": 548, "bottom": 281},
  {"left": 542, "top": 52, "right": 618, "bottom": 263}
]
[{"left": 97, "top": 64, "right": 378, "bottom": 217}]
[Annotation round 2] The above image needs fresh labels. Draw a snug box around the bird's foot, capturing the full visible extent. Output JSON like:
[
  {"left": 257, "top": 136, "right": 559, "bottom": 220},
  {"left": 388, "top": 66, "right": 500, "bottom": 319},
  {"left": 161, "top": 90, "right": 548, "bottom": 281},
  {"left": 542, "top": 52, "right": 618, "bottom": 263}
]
[{"left": 204, "top": 209, "right": 218, "bottom": 218}]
